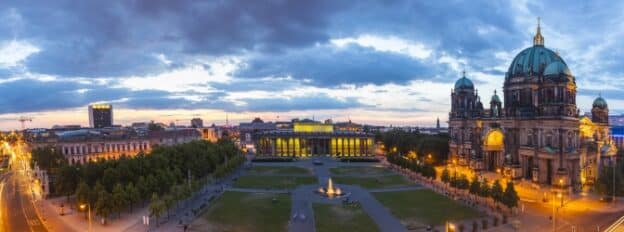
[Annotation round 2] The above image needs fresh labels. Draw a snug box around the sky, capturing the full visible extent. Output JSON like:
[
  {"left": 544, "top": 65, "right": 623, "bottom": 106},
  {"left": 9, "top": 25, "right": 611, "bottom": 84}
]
[{"left": 0, "top": 0, "right": 623, "bottom": 130}]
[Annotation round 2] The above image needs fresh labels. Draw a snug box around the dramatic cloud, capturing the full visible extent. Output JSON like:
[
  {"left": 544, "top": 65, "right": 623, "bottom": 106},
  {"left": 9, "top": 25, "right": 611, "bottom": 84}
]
[{"left": 0, "top": 0, "right": 623, "bottom": 129}]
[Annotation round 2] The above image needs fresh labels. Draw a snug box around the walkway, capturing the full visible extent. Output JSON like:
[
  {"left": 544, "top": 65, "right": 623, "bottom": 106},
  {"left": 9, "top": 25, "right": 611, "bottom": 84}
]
[{"left": 288, "top": 157, "right": 407, "bottom": 232}]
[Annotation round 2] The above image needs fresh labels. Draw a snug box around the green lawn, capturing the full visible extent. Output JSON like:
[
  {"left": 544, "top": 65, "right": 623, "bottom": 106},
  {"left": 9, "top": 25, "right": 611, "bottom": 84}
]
[
  {"left": 313, "top": 203, "right": 379, "bottom": 232},
  {"left": 330, "top": 175, "right": 412, "bottom": 189},
  {"left": 194, "top": 191, "right": 291, "bottom": 232},
  {"left": 247, "top": 166, "right": 312, "bottom": 175},
  {"left": 330, "top": 166, "right": 393, "bottom": 176},
  {"left": 234, "top": 175, "right": 318, "bottom": 189},
  {"left": 373, "top": 189, "right": 482, "bottom": 227}
]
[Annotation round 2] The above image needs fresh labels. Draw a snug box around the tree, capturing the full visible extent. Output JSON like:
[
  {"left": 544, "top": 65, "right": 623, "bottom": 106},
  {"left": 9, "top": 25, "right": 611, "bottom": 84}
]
[
  {"left": 441, "top": 168, "right": 451, "bottom": 183},
  {"left": 31, "top": 146, "right": 66, "bottom": 171},
  {"left": 163, "top": 194, "right": 175, "bottom": 220},
  {"left": 75, "top": 180, "right": 90, "bottom": 218},
  {"left": 479, "top": 178, "right": 490, "bottom": 198},
  {"left": 456, "top": 174, "right": 470, "bottom": 190},
  {"left": 502, "top": 182, "right": 519, "bottom": 208},
  {"left": 75, "top": 181, "right": 90, "bottom": 205},
  {"left": 53, "top": 163, "right": 79, "bottom": 200},
  {"left": 149, "top": 193, "right": 164, "bottom": 226},
  {"left": 137, "top": 176, "right": 150, "bottom": 203},
  {"left": 90, "top": 182, "right": 105, "bottom": 206},
  {"left": 469, "top": 176, "right": 481, "bottom": 195},
  {"left": 125, "top": 182, "right": 141, "bottom": 212},
  {"left": 596, "top": 163, "right": 624, "bottom": 197},
  {"left": 112, "top": 183, "right": 128, "bottom": 218},
  {"left": 95, "top": 190, "right": 112, "bottom": 224},
  {"left": 490, "top": 180, "right": 504, "bottom": 203}
]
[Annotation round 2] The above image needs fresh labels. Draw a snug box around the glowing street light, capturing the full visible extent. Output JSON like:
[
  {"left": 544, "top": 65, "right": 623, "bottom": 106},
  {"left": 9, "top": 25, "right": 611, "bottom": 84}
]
[{"left": 80, "top": 203, "right": 92, "bottom": 232}]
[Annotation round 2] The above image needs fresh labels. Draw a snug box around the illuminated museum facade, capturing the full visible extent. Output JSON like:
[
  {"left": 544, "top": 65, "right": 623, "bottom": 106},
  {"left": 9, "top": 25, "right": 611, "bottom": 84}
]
[
  {"left": 448, "top": 20, "right": 617, "bottom": 189},
  {"left": 255, "top": 121, "right": 374, "bottom": 156}
]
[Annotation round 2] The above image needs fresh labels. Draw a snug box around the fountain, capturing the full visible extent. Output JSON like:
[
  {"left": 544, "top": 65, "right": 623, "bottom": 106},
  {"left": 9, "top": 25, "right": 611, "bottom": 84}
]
[{"left": 316, "top": 178, "right": 345, "bottom": 197}]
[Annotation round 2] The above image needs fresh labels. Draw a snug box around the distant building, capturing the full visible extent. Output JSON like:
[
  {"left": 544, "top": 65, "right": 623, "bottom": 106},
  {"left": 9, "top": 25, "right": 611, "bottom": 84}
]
[
  {"left": 334, "top": 120, "right": 363, "bottom": 132},
  {"left": 191, "top": 118, "right": 204, "bottom": 128},
  {"left": 199, "top": 127, "right": 219, "bottom": 142},
  {"left": 29, "top": 127, "right": 201, "bottom": 165},
  {"left": 610, "top": 115, "right": 624, "bottom": 127},
  {"left": 612, "top": 126, "right": 624, "bottom": 150},
  {"left": 239, "top": 118, "right": 277, "bottom": 151},
  {"left": 88, "top": 104, "right": 113, "bottom": 128}
]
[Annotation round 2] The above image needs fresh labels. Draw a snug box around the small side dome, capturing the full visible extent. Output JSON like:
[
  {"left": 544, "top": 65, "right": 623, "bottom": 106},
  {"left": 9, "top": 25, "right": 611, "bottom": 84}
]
[
  {"left": 454, "top": 71, "right": 474, "bottom": 90},
  {"left": 544, "top": 61, "right": 572, "bottom": 77},
  {"left": 593, "top": 96, "right": 608, "bottom": 109},
  {"left": 490, "top": 90, "right": 501, "bottom": 104}
]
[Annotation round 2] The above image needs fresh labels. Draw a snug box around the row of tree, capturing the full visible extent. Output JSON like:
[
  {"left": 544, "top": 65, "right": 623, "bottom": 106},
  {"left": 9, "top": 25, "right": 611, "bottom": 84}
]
[
  {"left": 595, "top": 161, "right": 624, "bottom": 197},
  {"left": 386, "top": 153, "right": 437, "bottom": 179},
  {"left": 441, "top": 168, "right": 519, "bottom": 209},
  {"left": 376, "top": 129, "right": 449, "bottom": 165},
  {"left": 33, "top": 139, "right": 244, "bottom": 224}
]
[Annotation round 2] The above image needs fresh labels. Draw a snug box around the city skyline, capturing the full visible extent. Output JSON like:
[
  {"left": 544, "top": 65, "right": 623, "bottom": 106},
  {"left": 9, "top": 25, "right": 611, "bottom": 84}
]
[{"left": 2, "top": 1, "right": 624, "bottom": 130}]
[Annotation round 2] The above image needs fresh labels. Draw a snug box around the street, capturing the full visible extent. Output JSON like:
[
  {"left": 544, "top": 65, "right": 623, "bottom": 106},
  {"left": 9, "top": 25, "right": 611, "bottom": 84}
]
[
  {"left": 1, "top": 136, "right": 48, "bottom": 232},
  {"left": 0, "top": 172, "right": 47, "bottom": 232}
]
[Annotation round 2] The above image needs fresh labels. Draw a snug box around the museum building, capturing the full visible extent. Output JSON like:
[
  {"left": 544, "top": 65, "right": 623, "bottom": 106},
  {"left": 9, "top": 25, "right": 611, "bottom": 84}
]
[
  {"left": 448, "top": 20, "right": 617, "bottom": 190},
  {"left": 255, "top": 120, "right": 374, "bottom": 157}
]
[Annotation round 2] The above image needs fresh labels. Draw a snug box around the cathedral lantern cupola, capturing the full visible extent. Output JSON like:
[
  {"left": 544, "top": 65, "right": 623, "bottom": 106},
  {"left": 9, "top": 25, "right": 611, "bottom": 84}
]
[
  {"left": 591, "top": 95, "right": 609, "bottom": 123},
  {"left": 451, "top": 71, "right": 479, "bottom": 119}
]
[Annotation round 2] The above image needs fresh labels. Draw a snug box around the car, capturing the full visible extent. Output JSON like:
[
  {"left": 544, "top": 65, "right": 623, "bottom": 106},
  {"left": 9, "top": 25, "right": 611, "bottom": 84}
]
[{"left": 313, "top": 160, "right": 323, "bottom": 165}]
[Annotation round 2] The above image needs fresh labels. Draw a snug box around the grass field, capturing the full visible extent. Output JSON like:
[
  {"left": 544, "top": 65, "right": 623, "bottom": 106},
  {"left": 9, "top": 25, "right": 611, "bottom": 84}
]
[
  {"left": 330, "top": 175, "right": 412, "bottom": 189},
  {"left": 234, "top": 175, "right": 318, "bottom": 189},
  {"left": 247, "top": 166, "right": 312, "bottom": 175},
  {"left": 373, "top": 189, "right": 482, "bottom": 227},
  {"left": 313, "top": 203, "right": 379, "bottom": 232},
  {"left": 192, "top": 191, "right": 292, "bottom": 232},
  {"left": 329, "top": 166, "right": 393, "bottom": 176}
]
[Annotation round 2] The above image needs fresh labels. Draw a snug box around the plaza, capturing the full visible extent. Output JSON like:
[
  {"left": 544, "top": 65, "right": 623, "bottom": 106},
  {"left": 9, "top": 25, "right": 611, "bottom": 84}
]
[{"left": 188, "top": 157, "right": 488, "bottom": 232}]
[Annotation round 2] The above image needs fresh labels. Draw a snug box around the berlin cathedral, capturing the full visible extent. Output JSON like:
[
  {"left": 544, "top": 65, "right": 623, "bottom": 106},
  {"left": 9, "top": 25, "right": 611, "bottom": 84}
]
[{"left": 448, "top": 20, "right": 618, "bottom": 190}]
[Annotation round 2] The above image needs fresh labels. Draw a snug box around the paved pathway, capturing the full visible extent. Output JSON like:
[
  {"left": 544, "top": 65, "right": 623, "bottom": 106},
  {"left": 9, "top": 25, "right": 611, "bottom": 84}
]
[{"left": 288, "top": 157, "right": 407, "bottom": 232}]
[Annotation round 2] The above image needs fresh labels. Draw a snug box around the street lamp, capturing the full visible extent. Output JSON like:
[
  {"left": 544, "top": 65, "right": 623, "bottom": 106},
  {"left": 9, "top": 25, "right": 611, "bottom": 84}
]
[
  {"left": 80, "top": 203, "right": 92, "bottom": 232},
  {"left": 447, "top": 222, "right": 455, "bottom": 232},
  {"left": 551, "top": 193, "right": 556, "bottom": 232},
  {"left": 559, "top": 178, "right": 564, "bottom": 207}
]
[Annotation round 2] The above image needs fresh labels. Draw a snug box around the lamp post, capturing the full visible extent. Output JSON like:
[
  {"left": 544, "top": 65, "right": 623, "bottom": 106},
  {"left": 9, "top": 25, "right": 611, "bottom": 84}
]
[
  {"left": 613, "top": 160, "right": 616, "bottom": 204},
  {"left": 559, "top": 178, "right": 564, "bottom": 207},
  {"left": 80, "top": 203, "right": 92, "bottom": 232},
  {"left": 551, "top": 193, "right": 556, "bottom": 232}
]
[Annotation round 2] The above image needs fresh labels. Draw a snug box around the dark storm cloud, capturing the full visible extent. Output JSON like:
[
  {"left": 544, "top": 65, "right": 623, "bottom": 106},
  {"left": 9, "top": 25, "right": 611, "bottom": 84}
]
[
  {"left": 0, "top": 78, "right": 185, "bottom": 113},
  {"left": 235, "top": 44, "right": 448, "bottom": 87},
  {"left": 0, "top": 78, "right": 362, "bottom": 114},
  {"left": 234, "top": 95, "right": 366, "bottom": 112},
  {"left": 0, "top": 0, "right": 348, "bottom": 77},
  {"left": 2, "top": 0, "right": 624, "bottom": 115}
]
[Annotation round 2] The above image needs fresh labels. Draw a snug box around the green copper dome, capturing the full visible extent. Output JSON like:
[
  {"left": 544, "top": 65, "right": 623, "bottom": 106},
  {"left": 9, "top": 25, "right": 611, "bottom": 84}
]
[
  {"left": 454, "top": 72, "right": 474, "bottom": 90},
  {"left": 544, "top": 61, "right": 572, "bottom": 76},
  {"left": 593, "top": 96, "right": 608, "bottom": 108},
  {"left": 507, "top": 45, "right": 566, "bottom": 78}
]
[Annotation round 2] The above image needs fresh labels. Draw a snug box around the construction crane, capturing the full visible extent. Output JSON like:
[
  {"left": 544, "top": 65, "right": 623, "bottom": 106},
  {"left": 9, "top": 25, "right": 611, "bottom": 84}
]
[{"left": 18, "top": 116, "right": 33, "bottom": 130}]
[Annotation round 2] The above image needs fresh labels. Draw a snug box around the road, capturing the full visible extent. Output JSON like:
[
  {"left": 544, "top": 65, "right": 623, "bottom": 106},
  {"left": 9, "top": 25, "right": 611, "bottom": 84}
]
[
  {"left": 0, "top": 137, "right": 48, "bottom": 232},
  {"left": 0, "top": 172, "right": 47, "bottom": 232}
]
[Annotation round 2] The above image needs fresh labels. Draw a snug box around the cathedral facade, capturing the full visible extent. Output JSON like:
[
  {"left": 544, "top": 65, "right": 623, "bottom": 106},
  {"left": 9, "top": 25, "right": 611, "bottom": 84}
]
[{"left": 448, "top": 20, "right": 617, "bottom": 190}]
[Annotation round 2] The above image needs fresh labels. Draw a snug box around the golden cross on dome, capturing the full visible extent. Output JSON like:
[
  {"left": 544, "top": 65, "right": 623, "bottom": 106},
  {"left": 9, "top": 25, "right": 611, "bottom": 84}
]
[{"left": 533, "top": 17, "right": 544, "bottom": 46}]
